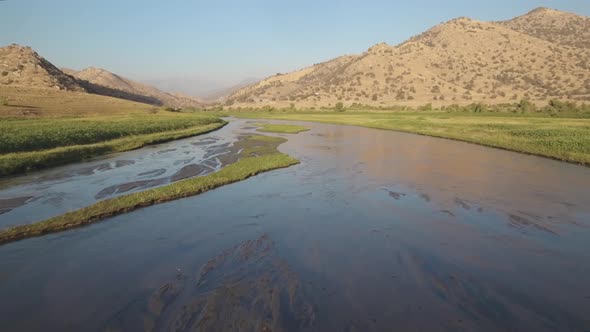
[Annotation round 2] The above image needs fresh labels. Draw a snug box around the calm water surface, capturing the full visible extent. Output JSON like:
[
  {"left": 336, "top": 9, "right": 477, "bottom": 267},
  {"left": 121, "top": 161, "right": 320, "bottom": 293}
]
[{"left": 0, "top": 119, "right": 589, "bottom": 331}]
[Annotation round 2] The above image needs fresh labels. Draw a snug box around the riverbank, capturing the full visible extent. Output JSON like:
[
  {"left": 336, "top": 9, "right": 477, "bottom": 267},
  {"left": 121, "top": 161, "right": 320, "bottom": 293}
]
[
  {"left": 229, "top": 111, "right": 590, "bottom": 165},
  {"left": 0, "top": 114, "right": 226, "bottom": 176},
  {"left": 252, "top": 122, "right": 309, "bottom": 134}
]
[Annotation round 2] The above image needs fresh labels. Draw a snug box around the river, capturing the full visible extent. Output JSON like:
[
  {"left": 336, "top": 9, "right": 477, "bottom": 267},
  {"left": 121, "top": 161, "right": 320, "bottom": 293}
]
[{"left": 0, "top": 118, "right": 589, "bottom": 331}]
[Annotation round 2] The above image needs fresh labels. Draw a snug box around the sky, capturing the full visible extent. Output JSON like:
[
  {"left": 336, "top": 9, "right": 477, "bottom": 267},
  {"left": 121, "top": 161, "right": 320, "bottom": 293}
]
[{"left": 1, "top": 0, "right": 589, "bottom": 93}]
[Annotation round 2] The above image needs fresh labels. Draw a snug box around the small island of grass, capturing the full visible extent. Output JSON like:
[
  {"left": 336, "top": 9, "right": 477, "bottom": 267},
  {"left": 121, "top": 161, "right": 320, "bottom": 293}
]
[{"left": 252, "top": 122, "right": 309, "bottom": 134}]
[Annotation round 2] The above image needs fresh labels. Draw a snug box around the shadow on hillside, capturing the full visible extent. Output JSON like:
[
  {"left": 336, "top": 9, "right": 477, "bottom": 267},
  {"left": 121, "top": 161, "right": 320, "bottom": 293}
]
[
  {"left": 78, "top": 80, "right": 164, "bottom": 106},
  {"left": 5, "top": 104, "right": 41, "bottom": 109}
]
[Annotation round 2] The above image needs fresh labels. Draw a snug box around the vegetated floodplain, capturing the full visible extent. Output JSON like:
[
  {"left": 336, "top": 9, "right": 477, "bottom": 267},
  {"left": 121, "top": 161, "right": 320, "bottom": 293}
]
[
  {"left": 252, "top": 122, "right": 309, "bottom": 134},
  {"left": 228, "top": 102, "right": 590, "bottom": 165},
  {"left": 0, "top": 114, "right": 226, "bottom": 176},
  {"left": 0, "top": 135, "right": 299, "bottom": 245}
]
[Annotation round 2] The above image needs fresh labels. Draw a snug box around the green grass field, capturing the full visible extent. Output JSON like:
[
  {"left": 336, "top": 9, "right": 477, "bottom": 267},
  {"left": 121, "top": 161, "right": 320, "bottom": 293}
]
[
  {"left": 230, "top": 111, "right": 590, "bottom": 165},
  {"left": 252, "top": 122, "right": 309, "bottom": 134},
  {"left": 0, "top": 115, "right": 223, "bottom": 153},
  {"left": 0, "top": 135, "right": 299, "bottom": 245}
]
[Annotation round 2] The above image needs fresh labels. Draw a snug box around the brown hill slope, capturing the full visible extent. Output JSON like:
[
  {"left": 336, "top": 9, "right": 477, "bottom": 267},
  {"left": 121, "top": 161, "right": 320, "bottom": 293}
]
[
  {"left": 0, "top": 44, "right": 202, "bottom": 107},
  {"left": 66, "top": 67, "right": 203, "bottom": 107},
  {"left": 228, "top": 8, "right": 590, "bottom": 107},
  {"left": 0, "top": 44, "right": 85, "bottom": 92},
  {"left": 498, "top": 7, "right": 590, "bottom": 49}
]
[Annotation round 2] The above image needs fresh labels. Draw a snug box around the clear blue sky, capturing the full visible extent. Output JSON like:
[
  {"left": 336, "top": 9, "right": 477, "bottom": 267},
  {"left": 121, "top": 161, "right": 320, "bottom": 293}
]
[{"left": 1, "top": 0, "right": 589, "bottom": 85}]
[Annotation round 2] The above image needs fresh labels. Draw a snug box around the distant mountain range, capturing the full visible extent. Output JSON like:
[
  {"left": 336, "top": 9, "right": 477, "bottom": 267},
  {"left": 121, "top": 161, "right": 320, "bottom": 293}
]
[
  {"left": 227, "top": 7, "right": 590, "bottom": 107},
  {"left": 202, "top": 77, "right": 261, "bottom": 102},
  {"left": 1, "top": 7, "right": 589, "bottom": 109},
  {"left": 141, "top": 76, "right": 261, "bottom": 103}
]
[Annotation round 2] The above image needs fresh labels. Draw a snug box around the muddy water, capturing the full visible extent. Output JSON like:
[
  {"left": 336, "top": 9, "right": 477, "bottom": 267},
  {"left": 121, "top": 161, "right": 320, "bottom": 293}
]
[{"left": 0, "top": 119, "right": 589, "bottom": 331}]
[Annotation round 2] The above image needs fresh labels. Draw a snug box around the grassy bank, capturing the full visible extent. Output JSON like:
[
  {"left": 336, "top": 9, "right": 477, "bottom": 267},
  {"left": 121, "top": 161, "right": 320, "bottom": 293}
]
[
  {"left": 0, "top": 135, "right": 299, "bottom": 245},
  {"left": 253, "top": 122, "right": 309, "bottom": 134},
  {"left": 231, "top": 111, "right": 590, "bottom": 165},
  {"left": 0, "top": 114, "right": 226, "bottom": 176}
]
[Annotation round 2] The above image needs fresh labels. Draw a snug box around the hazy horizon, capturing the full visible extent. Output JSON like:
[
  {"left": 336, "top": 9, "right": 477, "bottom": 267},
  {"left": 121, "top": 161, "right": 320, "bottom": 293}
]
[{"left": 1, "top": 0, "right": 589, "bottom": 96}]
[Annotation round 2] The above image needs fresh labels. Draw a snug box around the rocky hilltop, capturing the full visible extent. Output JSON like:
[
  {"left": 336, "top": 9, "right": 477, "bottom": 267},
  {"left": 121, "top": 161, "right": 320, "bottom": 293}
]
[{"left": 0, "top": 44, "right": 85, "bottom": 92}]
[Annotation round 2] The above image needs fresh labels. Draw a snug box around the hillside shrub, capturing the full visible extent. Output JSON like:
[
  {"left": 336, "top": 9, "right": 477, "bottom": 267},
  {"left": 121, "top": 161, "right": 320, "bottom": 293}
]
[
  {"left": 261, "top": 105, "right": 275, "bottom": 112},
  {"left": 517, "top": 99, "right": 536, "bottom": 113},
  {"left": 546, "top": 99, "right": 578, "bottom": 113},
  {"left": 418, "top": 103, "right": 432, "bottom": 111}
]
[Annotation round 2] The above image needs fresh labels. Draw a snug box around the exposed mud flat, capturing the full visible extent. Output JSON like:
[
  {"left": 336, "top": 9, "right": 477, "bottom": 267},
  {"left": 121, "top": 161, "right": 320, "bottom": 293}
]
[
  {"left": 104, "top": 235, "right": 315, "bottom": 332},
  {"left": 138, "top": 169, "right": 167, "bottom": 177},
  {"left": 0, "top": 196, "right": 32, "bottom": 214},
  {"left": 170, "top": 164, "right": 210, "bottom": 182}
]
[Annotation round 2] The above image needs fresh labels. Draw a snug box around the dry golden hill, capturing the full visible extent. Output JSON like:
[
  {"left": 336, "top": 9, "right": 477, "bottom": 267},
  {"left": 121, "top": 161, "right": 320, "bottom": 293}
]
[
  {"left": 65, "top": 67, "right": 204, "bottom": 107},
  {"left": 0, "top": 44, "right": 85, "bottom": 92},
  {"left": 227, "top": 8, "right": 590, "bottom": 108},
  {"left": 498, "top": 7, "right": 590, "bottom": 49}
]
